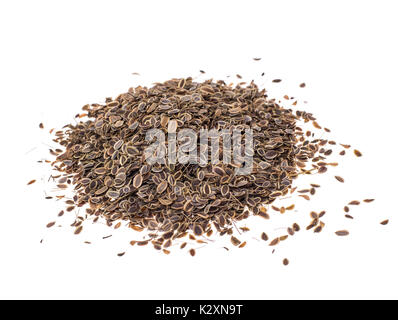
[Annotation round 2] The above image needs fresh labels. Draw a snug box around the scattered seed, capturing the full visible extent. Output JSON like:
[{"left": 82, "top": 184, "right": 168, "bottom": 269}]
[
  {"left": 335, "top": 176, "right": 345, "bottom": 183},
  {"left": 46, "top": 221, "right": 56, "bottom": 228},
  {"left": 335, "top": 230, "right": 349, "bottom": 236},
  {"left": 283, "top": 258, "right": 289, "bottom": 266},
  {"left": 74, "top": 226, "right": 83, "bottom": 235},
  {"left": 354, "top": 149, "right": 362, "bottom": 157}
]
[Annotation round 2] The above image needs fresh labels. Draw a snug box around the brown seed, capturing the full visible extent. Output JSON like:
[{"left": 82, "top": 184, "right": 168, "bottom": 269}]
[
  {"left": 318, "top": 166, "right": 327, "bottom": 174},
  {"left": 344, "top": 206, "right": 350, "bottom": 213},
  {"left": 189, "top": 248, "right": 196, "bottom": 256},
  {"left": 253, "top": 57, "right": 261, "bottom": 61},
  {"left": 193, "top": 224, "right": 204, "bottom": 236},
  {"left": 380, "top": 219, "right": 389, "bottom": 225},
  {"left": 286, "top": 204, "right": 295, "bottom": 210},
  {"left": 231, "top": 236, "right": 241, "bottom": 246},
  {"left": 348, "top": 200, "right": 360, "bottom": 205},
  {"left": 238, "top": 241, "right": 247, "bottom": 248},
  {"left": 269, "top": 238, "right": 280, "bottom": 246},
  {"left": 345, "top": 214, "right": 354, "bottom": 219},
  {"left": 272, "top": 79, "right": 282, "bottom": 83},
  {"left": 335, "top": 176, "right": 345, "bottom": 183},
  {"left": 156, "top": 180, "right": 168, "bottom": 194},
  {"left": 353, "top": 149, "right": 362, "bottom": 157},
  {"left": 312, "top": 121, "right": 322, "bottom": 129},
  {"left": 299, "top": 83, "right": 306, "bottom": 88},
  {"left": 293, "top": 223, "right": 300, "bottom": 232},
  {"left": 27, "top": 179, "right": 36, "bottom": 185},
  {"left": 133, "top": 174, "right": 143, "bottom": 188},
  {"left": 314, "top": 226, "right": 322, "bottom": 233},
  {"left": 117, "top": 252, "right": 125, "bottom": 257},
  {"left": 74, "top": 226, "right": 83, "bottom": 235},
  {"left": 363, "top": 199, "right": 375, "bottom": 203},
  {"left": 310, "top": 211, "right": 318, "bottom": 219},
  {"left": 261, "top": 232, "right": 268, "bottom": 241},
  {"left": 339, "top": 150, "right": 346, "bottom": 156},
  {"left": 46, "top": 221, "right": 56, "bottom": 228},
  {"left": 335, "top": 230, "right": 349, "bottom": 236},
  {"left": 283, "top": 258, "right": 289, "bottom": 266}
]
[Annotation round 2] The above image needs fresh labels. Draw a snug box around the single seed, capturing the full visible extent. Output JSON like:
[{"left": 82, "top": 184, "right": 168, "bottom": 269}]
[
  {"left": 46, "top": 221, "right": 56, "bottom": 228},
  {"left": 354, "top": 149, "right": 362, "bottom": 157},
  {"left": 283, "top": 258, "right": 289, "bottom": 266},
  {"left": 335, "top": 176, "right": 345, "bottom": 183}
]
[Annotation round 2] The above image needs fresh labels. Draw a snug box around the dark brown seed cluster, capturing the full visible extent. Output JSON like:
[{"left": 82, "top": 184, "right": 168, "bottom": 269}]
[{"left": 40, "top": 76, "right": 376, "bottom": 260}]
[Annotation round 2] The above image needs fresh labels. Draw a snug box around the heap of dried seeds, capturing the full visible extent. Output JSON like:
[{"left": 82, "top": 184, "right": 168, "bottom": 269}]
[{"left": 36, "top": 76, "right": 378, "bottom": 260}]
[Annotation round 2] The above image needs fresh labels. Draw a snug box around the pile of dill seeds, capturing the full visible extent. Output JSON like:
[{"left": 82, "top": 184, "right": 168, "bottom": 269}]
[{"left": 37, "top": 77, "right": 376, "bottom": 260}]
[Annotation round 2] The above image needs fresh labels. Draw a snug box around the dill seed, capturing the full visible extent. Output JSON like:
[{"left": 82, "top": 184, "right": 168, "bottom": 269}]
[
  {"left": 335, "top": 176, "right": 345, "bottom": 183},
  {"left": 283, "top": 258, "right": 289, "bottom": 266},
  {"left": 335, "top": 230, "right": 349, "bottom": 236}
]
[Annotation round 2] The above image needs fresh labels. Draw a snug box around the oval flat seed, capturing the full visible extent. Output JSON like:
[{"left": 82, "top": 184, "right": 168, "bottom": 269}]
[
  {"left": 335, "top": 230, "right": 349, "bottom": 236},
  {"left": 133, "top": 174, "right": 143, "bottom": 188}
]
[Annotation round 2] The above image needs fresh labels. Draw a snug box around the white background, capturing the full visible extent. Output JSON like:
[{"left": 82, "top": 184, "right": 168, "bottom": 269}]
[{"left": 0, "top": 0, "right": 397, "bottom": 300}]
